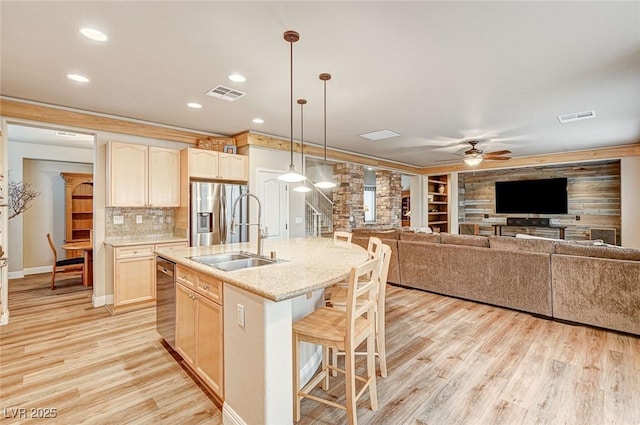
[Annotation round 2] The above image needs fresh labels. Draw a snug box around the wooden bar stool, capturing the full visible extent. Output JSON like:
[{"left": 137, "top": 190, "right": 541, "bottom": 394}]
[
  {"left": 329, "top": 243, "right": 392, "bottom": 377},
  {"left": 293, "top": 257, "right": 380, "bottom": 425}
]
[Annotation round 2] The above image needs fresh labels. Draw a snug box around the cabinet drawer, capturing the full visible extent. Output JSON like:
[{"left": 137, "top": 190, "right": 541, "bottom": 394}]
[
  {"left": 196, "top": 274, "right": 222, "bottom": 304},
  {"left": 176, "top": 264, "right": 197, "bottom": 288},
  {"left": 116, "top": 245, "right": 154, "bottom": 259}
]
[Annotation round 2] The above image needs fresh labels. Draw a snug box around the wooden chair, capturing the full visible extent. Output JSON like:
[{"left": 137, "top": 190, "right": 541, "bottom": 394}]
[
  {"left": 47, "top": 233, "right": 84, "bottom": 290},
  {"left": 293, "top": 257, "right": 380, "bottom": 425},
  {"left": 329, "top": 243, "right": 392, "bottom": 377},
  {"left": 334, "top": 231, "right": 353, "bottom": 243}
]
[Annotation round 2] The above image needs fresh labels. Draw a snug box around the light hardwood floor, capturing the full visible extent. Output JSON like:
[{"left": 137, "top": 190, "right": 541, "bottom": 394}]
[{"left": 2, "top": 274, "right": 639, "bottom": 424}]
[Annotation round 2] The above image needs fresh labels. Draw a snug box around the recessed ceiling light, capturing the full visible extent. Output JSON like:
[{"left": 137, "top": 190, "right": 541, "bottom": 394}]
[
  {"left": 187, "top": 102, "right": 202, "bottom": 109},
  {"left": 228, "top": 74, "right": 246, "bottom": 83},
  {"left": 367, "top": 167, "right": 373, "bottom": 170},
  {"left": 252, "top": 118, "right": 264, "bottom": 124},
  {"left": 67, "top": 74, "right": 89, "bottom": 83},
  {"left": 79, "top": 27, "right": 108, "bottom": 42},
  {"left": 360, "top": 129, "right": 400, "bottom": 141}
]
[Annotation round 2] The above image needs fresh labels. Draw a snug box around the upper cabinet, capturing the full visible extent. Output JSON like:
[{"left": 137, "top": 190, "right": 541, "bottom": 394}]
[
  {"left": 183, "top": 147, "right": 248, "bottom": 182},
  {"left": 107, "top": 141, "right": 180, "bottom": 207}
]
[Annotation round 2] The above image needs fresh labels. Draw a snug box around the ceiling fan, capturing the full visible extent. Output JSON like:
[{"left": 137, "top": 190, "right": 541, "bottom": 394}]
[{"left": 462, "top": 141, "right": 511, "bottom": 166}]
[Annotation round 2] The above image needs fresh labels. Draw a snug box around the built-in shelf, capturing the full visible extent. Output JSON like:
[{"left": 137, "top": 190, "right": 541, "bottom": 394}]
[
  {"left": 426, "top": 174, "right": 449, "bottom": 233},
  {"left": 61, "top": 172, "right": 93, "bottom": 259}
]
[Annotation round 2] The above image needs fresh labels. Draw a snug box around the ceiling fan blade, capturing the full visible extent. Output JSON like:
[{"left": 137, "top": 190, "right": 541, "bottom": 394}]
[
  {"left": 485, "top": 156, "right": 511, "bottom": 161},
  {"left": 485, "top": 150, "right": 511, "bottom": 156}
]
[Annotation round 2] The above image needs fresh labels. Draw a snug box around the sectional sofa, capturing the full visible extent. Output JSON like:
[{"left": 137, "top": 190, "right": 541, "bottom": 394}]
[{"left": 350, "top": 228, "right": 640, "bottom": 336}]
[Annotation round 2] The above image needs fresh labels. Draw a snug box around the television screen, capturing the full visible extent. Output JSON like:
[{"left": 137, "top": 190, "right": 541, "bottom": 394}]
[{"left": 495, "top": 178, "right": 568, "bottom": 214}]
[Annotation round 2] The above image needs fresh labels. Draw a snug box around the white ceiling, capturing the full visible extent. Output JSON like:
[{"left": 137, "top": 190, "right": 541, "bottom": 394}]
[{"left": 1, "top": 1, "right": 639, "bottom": 167}]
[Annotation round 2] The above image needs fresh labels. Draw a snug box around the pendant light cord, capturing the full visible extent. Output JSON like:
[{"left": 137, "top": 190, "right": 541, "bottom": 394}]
[
  {"left": 289, "top": 38, "right": 294, "bottom": 166},
  {"left": 323, "top": 78, "right": 327, "bottom": 165}
]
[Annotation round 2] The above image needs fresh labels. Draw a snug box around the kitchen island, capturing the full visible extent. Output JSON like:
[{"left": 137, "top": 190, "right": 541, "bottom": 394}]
[{"left": 155, "top": 237, "right": 368, "bottom": 425}]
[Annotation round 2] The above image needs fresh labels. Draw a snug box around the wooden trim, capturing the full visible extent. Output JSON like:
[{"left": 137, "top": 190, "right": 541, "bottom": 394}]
[
  {"left": 233, "top": 131, "right": 423, "bottom": 174},
  {"left": 0, "top": 99, "right": 212, "bottom": 145},
  {"left": 420, "top": 143, "right": 640, "bottom": 174}
]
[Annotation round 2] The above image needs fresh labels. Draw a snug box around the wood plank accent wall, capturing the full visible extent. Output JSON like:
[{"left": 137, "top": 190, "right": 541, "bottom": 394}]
[{"left": 458, "top": 160, "right": 621, "bottom": 243}]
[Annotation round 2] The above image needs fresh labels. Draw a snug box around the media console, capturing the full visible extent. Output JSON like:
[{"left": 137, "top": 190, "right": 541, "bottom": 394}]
[{"left": 492, "top": 218, "right": 567, "bottom": 239}]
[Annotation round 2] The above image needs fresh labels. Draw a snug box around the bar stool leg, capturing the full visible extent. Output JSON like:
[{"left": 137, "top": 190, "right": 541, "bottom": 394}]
[
  {"left": 293, "top": 332, "right": 301, "bottom": 422},
  {"left": 345, "top": 345, "right": 357, "bottom": 425}
]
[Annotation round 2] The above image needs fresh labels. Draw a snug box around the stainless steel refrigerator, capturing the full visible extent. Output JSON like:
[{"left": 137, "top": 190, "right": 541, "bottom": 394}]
[{"left": 190, "top": 182, "right": 249, "bottom": 247}]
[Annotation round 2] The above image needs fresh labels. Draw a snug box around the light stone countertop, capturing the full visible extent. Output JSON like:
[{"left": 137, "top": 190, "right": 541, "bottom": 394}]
[
  {"left": 155, "top": 237, "right": 368, "bottom": 302},
  {"left": 104, "top": 235, "right": 188, "bottom": 247}
]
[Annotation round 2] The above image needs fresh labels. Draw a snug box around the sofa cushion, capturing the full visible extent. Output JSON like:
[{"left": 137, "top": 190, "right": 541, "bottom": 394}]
[
  {"left": 555, "top": 243, "right": 640, "bottom": 261},
  {"left": 440, "top": 233, "right": 489, "bottom": 248},
  {"left": 400, "top": 232, "right": 441, "bottom": 243},
  {"left": 489, "top": 236, "right": 556, "bottom": 254}
]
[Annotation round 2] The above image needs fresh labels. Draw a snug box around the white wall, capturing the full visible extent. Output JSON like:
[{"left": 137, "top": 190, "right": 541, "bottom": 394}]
[
  {"left": 621, "top": 156, "right": 640, "bottom": 248},
  {"left": 8, "top": 140, "right": 93, "bottom": 275}
]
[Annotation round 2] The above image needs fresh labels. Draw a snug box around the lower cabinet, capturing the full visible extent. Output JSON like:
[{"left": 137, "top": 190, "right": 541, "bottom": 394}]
[
  {"left": 106, "top": 241, "right": 188, "bottom": 314},
  {"left": 175, "top": 265, "right": 224, "bottom": 399}
]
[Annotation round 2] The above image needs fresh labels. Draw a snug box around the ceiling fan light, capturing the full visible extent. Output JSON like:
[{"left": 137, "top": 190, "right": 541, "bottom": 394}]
[
  {"left": 464, "top": 156, "right": 483, "bottom": 167},
  {"left": 278, "top": 164, "right": 307, "bottom": 182}
]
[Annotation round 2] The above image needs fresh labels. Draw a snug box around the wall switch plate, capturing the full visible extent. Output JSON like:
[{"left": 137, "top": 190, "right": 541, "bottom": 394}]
[
  {"left": 575, "top": 215, "right": 581, "bottom": 221},
  {"left": 295, "top": 217, "right": 303, "bottom": 224},
  {"left": 113, "top": 215, "right": 124, "bottom": 225},
  {"left": 136, "top": 215, "right": 142, "bottom": 224},
  {"left": 236, "top": 304, "right": 245, "bottom": 328},
  {"left": 484, "top": 214, "right": 490, "bottom": 219}
]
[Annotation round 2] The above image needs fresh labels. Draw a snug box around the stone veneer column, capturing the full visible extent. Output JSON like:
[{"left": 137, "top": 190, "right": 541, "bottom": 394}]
[
  {"left": 332, "top": 163, "right": 364, "bottom": 231},
  {"left": 376, "top": 170, "right": 402, "bottom": 227}
]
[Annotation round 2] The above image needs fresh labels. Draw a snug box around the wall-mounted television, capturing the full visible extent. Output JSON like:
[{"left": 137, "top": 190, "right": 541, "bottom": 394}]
[{"left": 495, "top": 178, "right": 568, "bottom": 214}]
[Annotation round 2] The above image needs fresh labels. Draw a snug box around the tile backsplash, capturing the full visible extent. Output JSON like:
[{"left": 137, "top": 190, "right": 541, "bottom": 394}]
[{"left": 106, "top": 207, "right": 175, "bottom": 238}]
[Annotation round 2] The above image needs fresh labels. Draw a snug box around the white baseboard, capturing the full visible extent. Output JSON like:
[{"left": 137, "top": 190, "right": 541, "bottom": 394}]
[
  {"left": 222, "top": 403, "right": 247, "bottom": 425},
  {"left": 24, "top": 266, "right": 53, "bottom": 275},
  {"left": 92, "top": 294, "right": 113, "bottom": 308},
  {"left": 8, "top": 271, "right": 24, "bottom": 279}
]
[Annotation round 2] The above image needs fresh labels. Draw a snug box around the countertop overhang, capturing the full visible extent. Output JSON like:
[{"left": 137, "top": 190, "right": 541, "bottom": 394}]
[
  {"left": 105, "top": 235, "right": 188, "bottom": 247},
  {"left": 155, "top": 238, "right": 368, "bottom": 302}
]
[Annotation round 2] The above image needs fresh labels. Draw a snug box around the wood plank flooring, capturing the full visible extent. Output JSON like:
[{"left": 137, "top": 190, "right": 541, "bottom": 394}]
[
  {"left": 2, "top": 274, "right": 639, "bottom": 424},
  {"left": 0, "top": 275, "right": 221, "bottom": 425}
]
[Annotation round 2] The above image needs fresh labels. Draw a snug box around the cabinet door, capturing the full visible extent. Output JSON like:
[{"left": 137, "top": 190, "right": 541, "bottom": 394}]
[
  {"left": 175, "top": 283, "right": 196, "bottom": 366},
  {"left": 189, "top": 149, "right": 219, "bottom": 179},
  {"left": 114, "top": 256, "right": 155, "bottom": 306},
  {"left": 149, "top": 147, "right": 180, "bottom": 207},
  {"left": 218, "top": 153, "right": 248, "bottom": 181},
  {"left": 108, "top": 142, "right": 148, "bottom": 207},
  {"left": 195, "top": 294, "right": 224, "bottom": 396}
]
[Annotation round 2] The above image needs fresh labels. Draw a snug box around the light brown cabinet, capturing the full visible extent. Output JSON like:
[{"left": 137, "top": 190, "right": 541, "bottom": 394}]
[
  {"left": 107, "top": 142, "right": 180, "bottom": 207},
  {"left": 60, "top": 172, "right": 93, "bottom": 258},
  {"left": 106, "top": 241, "right": 188, "bottom": 314},
  {"left": 426, "top": 174, "right": 449, "bottom": 233},
  {"left": 182, "top": 147, "right": 248, "bottom": 182},
  {"left": 175, "top": 264, "right": 224, "bottom": 398}
]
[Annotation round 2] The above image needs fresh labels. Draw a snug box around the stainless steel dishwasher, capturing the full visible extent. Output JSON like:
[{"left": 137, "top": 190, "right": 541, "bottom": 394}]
[{"left": 156, "top": 257, "right": 176, "bottom": 349}]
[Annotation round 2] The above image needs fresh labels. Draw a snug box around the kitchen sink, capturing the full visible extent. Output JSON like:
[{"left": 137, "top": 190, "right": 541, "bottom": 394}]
[
  {"left": 190, "top": 251, "right": 286, "bottom": 271},
  {"left": 190, "top": 252, "right": 252, "bottom": 266}
]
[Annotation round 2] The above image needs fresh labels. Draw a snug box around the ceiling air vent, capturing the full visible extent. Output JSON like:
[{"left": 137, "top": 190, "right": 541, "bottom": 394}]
[
  {"left": 205, "top": 85, "right": 246, "bottom": 102},
  {"left": 557, "top": 110, "right": 596, "bottom": 124}
]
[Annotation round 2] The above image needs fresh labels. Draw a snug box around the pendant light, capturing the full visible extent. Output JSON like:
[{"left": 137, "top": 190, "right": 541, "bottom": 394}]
[
  {"left": 293, "top": 98, "right": 312, "bottom": 193},
  {"left": 278, "top": 30, "right": 306, "bottom": 183},
  {"left": 315, "top": 73, "right": 336, "bottom": 189}
]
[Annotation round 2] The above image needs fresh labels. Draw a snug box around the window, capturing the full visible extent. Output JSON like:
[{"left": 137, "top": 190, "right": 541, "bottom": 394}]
[{"left": 364, "top": 185, "right": 376, "bottom": 222}]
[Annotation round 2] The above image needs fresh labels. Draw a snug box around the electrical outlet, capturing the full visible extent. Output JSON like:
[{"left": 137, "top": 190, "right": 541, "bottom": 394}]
[
  {"left": 136, "top": 215, "right": 142, "bottom": 224},
  {"left": 236, "top": 304, "right": 245, "bottom": 328},
  {"left": 113, "top": 215, "right": 124, "bottom": 225},
  {"left": 575, "top": 215, "right": 581, "bottom": 221},
  {"left": 484, "top": 214, "right": 489, "bottom": 219}
]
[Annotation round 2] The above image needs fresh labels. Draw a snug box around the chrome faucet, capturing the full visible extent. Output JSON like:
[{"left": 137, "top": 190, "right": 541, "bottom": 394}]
[{"left": 230, "top": 192, "right": 268, "bottom": 256}]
